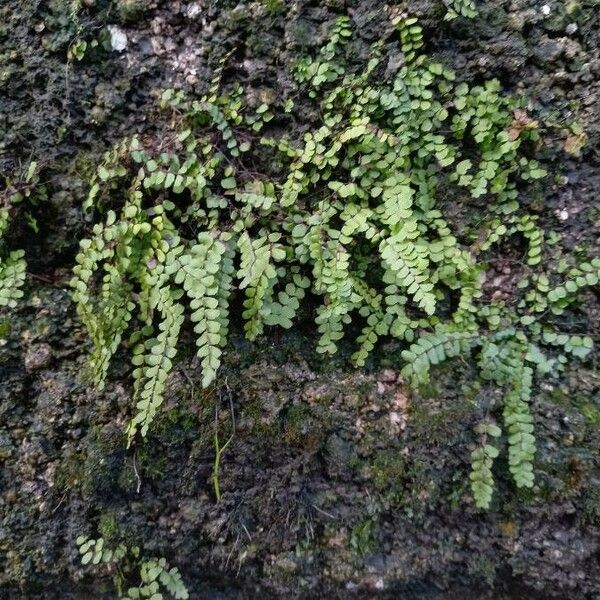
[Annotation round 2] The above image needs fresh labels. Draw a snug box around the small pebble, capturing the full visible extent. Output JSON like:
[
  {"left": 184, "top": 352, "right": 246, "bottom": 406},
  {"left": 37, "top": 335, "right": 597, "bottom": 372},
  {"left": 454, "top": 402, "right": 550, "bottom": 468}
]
[
  {"left": 24, "top": 343, "right": 52, "bottom": 372},
  {"left": 108, "top": 25, "right": 128, "bottom": 52},
  {"left": 566, "top": 22, "right": 578, "bottom": 35},
  {"left": 187, "top": 2, "right": 203, "bottom": 18},
  {"left": 541, "top": 4, "right": 551, "bottom": 15},
  {"left": 379, "top": 369, "right": 397, "bottom": 383}
]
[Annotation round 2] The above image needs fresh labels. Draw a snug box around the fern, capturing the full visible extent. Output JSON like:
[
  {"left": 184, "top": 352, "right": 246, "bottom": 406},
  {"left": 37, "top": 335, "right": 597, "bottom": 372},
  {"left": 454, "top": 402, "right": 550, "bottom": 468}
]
[
  {"left": 0, "top": 161, "right": 41, "bottom": 308},
  {"left": 470, "top": 421, "right": 501, "bottom": 509},
  {"left": 547, "top": 258, "right": 600, "bottom": 313},
  {"left": 402, "top": 328, "right": 545, "bottom": 505},
  {"left": 76, "top": 536, "right": 189, "bottom": 600},
  {"left": 380, "top": 229, "right": 436, "bottom": 316},
  {"left": 171, "top": 233, "right": 234, "bottom": 387},
  {"left": 480, "top": 214, "right": 544, "bottom": 266},
  {"left": 443, "top": 0, "right": 477, "bottom": 20},
  {"left": 128, "top": 289, "right": 185, "bottom": 441},
  {"left": 237, "top": 231, "right": 285, "bottom": 340},
  {"left": 479, "top": 338, "right": 536, "bottom": 489},
  {"left": 0, "top": 249, "right": 26, "bottom": 308},
  {"left": 401, "top": 328, "right": 481, "bottom": 385}
]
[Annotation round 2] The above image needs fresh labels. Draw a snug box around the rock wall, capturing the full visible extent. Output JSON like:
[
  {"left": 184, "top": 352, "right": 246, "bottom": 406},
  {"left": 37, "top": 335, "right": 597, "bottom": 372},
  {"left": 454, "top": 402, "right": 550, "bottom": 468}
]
[{"left": 1, "top": 0, "right": 598, "bottom": 597}]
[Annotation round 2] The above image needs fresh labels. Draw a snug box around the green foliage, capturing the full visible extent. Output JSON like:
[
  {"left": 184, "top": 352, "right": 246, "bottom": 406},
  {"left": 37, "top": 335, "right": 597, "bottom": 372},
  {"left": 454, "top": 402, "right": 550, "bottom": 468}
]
[
  {"left": 479, "top": 337, "right": 536, "bottom": 490},
  {"left": 470, "top": 421, "right": 501, "bottom": 509},
  {"left": 392, "top": 16, "right": 423, "bottom": 63},
  {"left": 72, "top": 10, "right": 596, "bottom": 510},
  {"left": 171, "top": 233, "right": 234, "bottom": 387},
  {"left": 293, "top": 16, "right": 352, "bottom": 93},
  {"left": 443, "top": 0, "right": 477, "bottom": 20},
  {"left": 546, "top": 258, "right": 600, "bottom": 313},
  {"left": 0, "top": 161, "right": 42, "bottom": 308},
  {"left": 76, "top": 535, "right": 189, "bottom": 600},
  {"left": 401, "top": 329, "right": 480, "bottom": 385},
  {"left": 402, "top": 313, "right": 593, "bottom": 507},
  {"left": 0, "top": 249, "right": 26, "bottom": 308},
  {"left": 481, "top": 214, "right": 544, "bottom": 266}
]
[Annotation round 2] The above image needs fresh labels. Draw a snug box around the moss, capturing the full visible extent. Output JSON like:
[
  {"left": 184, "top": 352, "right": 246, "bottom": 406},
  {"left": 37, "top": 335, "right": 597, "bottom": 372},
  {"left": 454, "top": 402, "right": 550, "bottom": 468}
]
[
  {"left": 79, "top": 426, "right": 126, "bottom": 498},
  {"left": 350, "top": 518, "right": 377, "bottom": 557},
  {"left": 0, "top": 319, "right": 11, "bottom": 339},
  {"left": 97, "top": 513, "right": 119, "bottom": 545},
  {"left": 581, "top": 485, "right": 600, "bottom": 526},
  {"left": 116, "top": 460, "right": 138, "bottom": 493},
  {"left": 409, "top": 396, "right": 474, "bottom": 446},
  {"left": 580, "top": 402, "right": 600, "bottom": 427},
  {"left": 116, "top": 0, "right": 145, "bottom": 23},
  {"left": 364, "top": 448, "right": 438, "bottom": 516},
  {"left": 239, "top": 394, "right": 279, "bottom": 443},
  {"left": 565, "top": 0, "right": 582, "bottom": 17},
  {"left": 498, "top": 519, "right": 519, "bottom": 538},
  {"left": 370, "top": 448, "right": 406, "bottom": 502},
  {"left": 260, "top": 0, "right": 284, "bottom": 15},
  {"left": 54, "top": 451, "right": 86, "bottom": 493},
  {"left": 282, "top": 403, "right": 327, "bottom": 451},
  {"left": 467, "top": 553, "right": 497, "bottom": 587}
]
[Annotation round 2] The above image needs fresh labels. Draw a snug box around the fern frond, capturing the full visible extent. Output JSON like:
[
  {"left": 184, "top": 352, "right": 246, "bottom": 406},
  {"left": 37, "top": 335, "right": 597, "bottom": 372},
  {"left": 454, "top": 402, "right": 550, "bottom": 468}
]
[
  {"left": 470, "top": 421, "right": 501, "bottom": 509},
  {"left": 173, "top": 232, "right": 233, "bottom": 388},
  {"left": 127, "top": 289, "right": 184, "bottom": 441},
  {"left": 380, "top": 227, "right": 436, "bottom": 316},
  {"left": 313, "top": 241, "right": 357, "bottom": 355},
  {"left": 503, "top": 363, "right": 535, "bottom": 488},
  {"left": 237, "top": 231, "right": 285, "bottom": 340},
  {"left": 0, "top": 250, "right": 26, "bottom": 308},
  {"left": 401, "top": 328, "right": 480, "bottom": 385}
]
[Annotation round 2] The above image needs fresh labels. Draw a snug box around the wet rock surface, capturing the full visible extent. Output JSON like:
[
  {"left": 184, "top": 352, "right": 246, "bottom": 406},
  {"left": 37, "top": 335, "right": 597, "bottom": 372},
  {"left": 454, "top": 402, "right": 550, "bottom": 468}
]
[{"left": 1, "top": 0, "right": 599, "bottom": 598}]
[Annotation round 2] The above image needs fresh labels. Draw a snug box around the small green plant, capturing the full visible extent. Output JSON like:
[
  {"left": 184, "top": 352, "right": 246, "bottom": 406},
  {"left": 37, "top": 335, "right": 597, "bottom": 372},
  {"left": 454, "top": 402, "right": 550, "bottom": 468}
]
[
  {"left": 0, "top": 161, "right": 41, "bottom": 308},
  {"left": 68, "top": 38, "right": 88, "bottom": 61},
  {"left": 443, "top": 0, "right": 477, "bottom": 20},
  {"left": 350, "top": 518, "right": 377, "bottom": 556},
  {"left": 401, "top": 315, "right": 593, "bottom": 508},
  {"left": 76, "top": 535, "right": 189, "bottom": 600},
  {"left": 293, "top": 16, "right": 352, "bottom": 94}
]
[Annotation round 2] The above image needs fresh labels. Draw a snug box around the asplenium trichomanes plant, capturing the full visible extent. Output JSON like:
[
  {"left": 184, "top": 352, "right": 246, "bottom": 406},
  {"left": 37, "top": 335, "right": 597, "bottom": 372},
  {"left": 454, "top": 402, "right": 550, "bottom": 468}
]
[
  {"left": 76, "top": 535, "right": 188, "bottom": 599},
  {"left": 72, "top": 15, "right": 597, "bottom": 507},
  {"left": 0, "top": 161, "right": 40, "bottom": 308}
]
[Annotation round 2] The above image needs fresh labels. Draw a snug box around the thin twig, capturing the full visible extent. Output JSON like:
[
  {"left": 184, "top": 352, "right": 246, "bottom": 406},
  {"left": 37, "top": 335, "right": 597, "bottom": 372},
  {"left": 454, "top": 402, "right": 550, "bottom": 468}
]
[
  {"left": 133, "top": 452, "right": 141, "bottom": 494},
  {"left": 213, "top": 379, "right": 235, "bottom": 501}
]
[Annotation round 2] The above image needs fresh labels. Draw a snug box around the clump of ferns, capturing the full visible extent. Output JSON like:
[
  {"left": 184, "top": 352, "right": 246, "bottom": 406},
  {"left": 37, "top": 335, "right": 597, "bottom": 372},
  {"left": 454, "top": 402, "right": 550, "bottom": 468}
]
[{"left": 71, "top": 15, "right": 596, "bottom": 511}]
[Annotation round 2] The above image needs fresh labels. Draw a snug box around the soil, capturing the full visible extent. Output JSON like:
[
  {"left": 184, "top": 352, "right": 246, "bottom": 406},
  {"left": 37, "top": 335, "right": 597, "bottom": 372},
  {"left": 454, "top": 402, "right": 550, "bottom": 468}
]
[{"left": 1, "top": 0, "right": 599, "bottom": 598}]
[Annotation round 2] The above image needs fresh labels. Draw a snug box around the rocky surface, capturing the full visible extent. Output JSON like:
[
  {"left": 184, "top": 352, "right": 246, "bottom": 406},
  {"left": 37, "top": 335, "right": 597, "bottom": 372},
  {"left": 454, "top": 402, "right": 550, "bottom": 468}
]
[{"left": 1, "top": 0, "right": 599, "bottom": 598}]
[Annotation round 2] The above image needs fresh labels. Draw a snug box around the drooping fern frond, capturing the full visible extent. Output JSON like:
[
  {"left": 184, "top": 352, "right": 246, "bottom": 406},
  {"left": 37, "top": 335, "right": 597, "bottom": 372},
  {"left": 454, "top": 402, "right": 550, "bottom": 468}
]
[
  {"left": 128, "top": 289, "right": 185, "bottom": 441},
  {"left": 479, "top": 339, "right": 536, "bottom": 489},
  {"left": 443, "top": 0, "right": 477, "bottom": 21},
  {"left": 470, "top": 421, "right": 501, "bottom": 509},
  {"left": 401, "top": 326, "right": 545, "bottom": 505},
  {"left": 380, "top": 227, "right": 436, "bottom": 316},
  {"left": 401, "top": 328, "right": 481, "bottom": 385},
  {"left": 238, "top": 231, "right": 286, "bottom": 340},
  {"left": 0, "top": 161, "right": 41, "bottom": 308},
  {"left": 547, "top": 258, "right": 600, "bottom": 314},
  {"left": 171, "top": 233, "right": 234, "bottom": 387}
]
